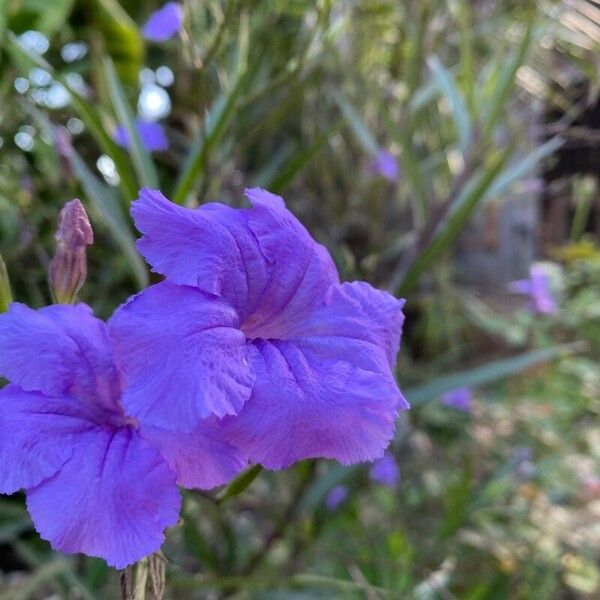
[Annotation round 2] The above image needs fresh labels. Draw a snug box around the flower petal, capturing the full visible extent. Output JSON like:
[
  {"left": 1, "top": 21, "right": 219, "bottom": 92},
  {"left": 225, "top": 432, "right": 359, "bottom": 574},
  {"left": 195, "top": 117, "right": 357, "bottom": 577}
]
[
  {"left": 109, "top": 281, "right": 254, "bottom": 428},
  {"left": 131, "top": 188, "right": 268, "bottom": 316},
  {"left": 26, "top": 427, "right": 180, "bottom": 569},
  {"left": 239, "top": 188, "right": 339, "bottom": 339},
  {"left": 142, "top": 2, "right": 183, "bottom": 42},
  {"left": 0, "top": 385, "right": 96, "bottom": 494},
  {"left": 141, "top": 417, "right": 247, "bottom": 490},
  {"left": 131, "top": 188, "right": 339, "bottom": 335},
  {"left": 0, "top": 303, "right": 121, "bottom": 413},
  {"left": 223, "top": 338, "right": 401, "bottom": 470}
]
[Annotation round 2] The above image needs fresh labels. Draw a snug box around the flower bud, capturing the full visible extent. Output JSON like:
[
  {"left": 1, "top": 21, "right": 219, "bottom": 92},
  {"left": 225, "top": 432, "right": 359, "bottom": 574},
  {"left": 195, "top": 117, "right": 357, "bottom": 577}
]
[
  {"left": 0, "top": 253, "right": 13, "bottom": 312},
  {"left": 49, "top": 199, "right": 93, "bottom": 304}
]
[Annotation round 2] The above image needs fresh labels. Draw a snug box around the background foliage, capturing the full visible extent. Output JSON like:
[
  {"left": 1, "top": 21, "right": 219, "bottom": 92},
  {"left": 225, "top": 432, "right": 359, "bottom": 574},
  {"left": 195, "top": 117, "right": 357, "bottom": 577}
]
[{"left": 1, "top": 0, "right": 600, "bottom": 598}]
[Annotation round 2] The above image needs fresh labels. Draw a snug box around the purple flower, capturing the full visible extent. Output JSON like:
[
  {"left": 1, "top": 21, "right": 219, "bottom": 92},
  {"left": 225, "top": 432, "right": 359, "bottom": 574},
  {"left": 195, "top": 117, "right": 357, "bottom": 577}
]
[
  {"left": 508, "top": 264, "right": 558, "bottom": 314},
  {"left": 109, "top": 188, "right": 408, "bottom": 470},
  {"left": 368, "top": 150, "right": 399, "bottom": 181},
  {"left": 369, "top": 454, "right": 400, "bottom": 487},
  {"left": 142, "top": 3, "right": 183, "bottom": 42},
  {"left": 0, "top": 303, "right": 245, "bottom": 568},
  {"left": 325, "top": 485, "right": 348, "bottom": 510},
  {"left": 114, "top": 120, "right": 168, "bottom": 152},
  {"left": 441, "top": 387, "right": 472, "bottom": 412}
]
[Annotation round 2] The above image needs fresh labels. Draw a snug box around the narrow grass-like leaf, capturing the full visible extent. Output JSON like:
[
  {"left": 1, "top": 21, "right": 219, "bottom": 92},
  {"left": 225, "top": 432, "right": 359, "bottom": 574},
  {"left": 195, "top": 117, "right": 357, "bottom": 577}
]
[
  {"left": 103, "top": 56, "right": 159, "bottom": 189},
  {"left": 398, "top": 147, "right": 510, "bottom": 295},
  {"left": 0, "top": 253, "right": 12, "bottom": 312},
  {"left": 172, "top": 67, "right": 251, "bottom": 205},
  {"left": 482, "top": 18, "right": 534, "bottom": 141},
  {"left": 68, "top": 151, "right": 148, "bottom": 289},
  {"left": 405, "top": 342, "right": 586, "bottom": 407},
  {"left": 332, "top": 90, "right": 379, "bottom": 155},
  {"left": 216, "top": 465, "right": 262, "bottom": 504},
  {"left": 428, "top": 56, "right": 471, "bottom": 153},
  {"left": 5, "top": 32, "right": 138, "bottom": 203}
]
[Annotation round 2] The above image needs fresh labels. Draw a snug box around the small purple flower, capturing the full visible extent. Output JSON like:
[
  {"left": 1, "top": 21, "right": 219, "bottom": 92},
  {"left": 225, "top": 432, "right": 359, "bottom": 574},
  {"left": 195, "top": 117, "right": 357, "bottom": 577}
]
[
  {"left": 368, "top": 150, "right": 399, "bottom": 181},
  {"left": 114, "top": 120, "right": 168, "bottom": 152},
  {"left": 441, "top": 387, "right": 472, "bottom": 412},
  {"left": 142, "top": 3, "right": 183, "bottom": 42},
  {"left": 325, "top": 485, "right": 348, "bottom": 510},
  {"left": 109, "top": 188, "right": 408, "bottom": 470},
  {"left": 369, "top": 454, "right": 400, "bottom": 487},
  {"left": 0, "top": 303, "right": 245, "bottom": 568},
  {"left": 508, "top": 264, "right": 558, "bottom": 315}
]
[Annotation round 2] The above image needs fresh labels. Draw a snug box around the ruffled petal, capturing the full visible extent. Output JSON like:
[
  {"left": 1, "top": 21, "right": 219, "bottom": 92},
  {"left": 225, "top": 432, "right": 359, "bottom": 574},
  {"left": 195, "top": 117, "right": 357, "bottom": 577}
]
[
  {"left": 286, "top": 281, "right": 406, "bottom": 371},
  {"left": 131, "top": 188, "right": 268, "bottom": 317},
  {"left": 0, "top": 385, "right": 97, "bottom": 494},
  {"left": 223, "top": 338, "right": 401, "bottom": 470},
  {"left": 109, "top": 281, "right": 254, "bottom": 428},
  {"left": 141, "top": 417, "right": 247, "bottom": 490},
  {"left": 239, "top": 188, "right": 339, "bottom": 339},
  {"left": 0, "top": 303, "right": 121, "bottom": 413},
  {"left": 131, "top": 188, "right": 339, "bottom": 334},
  {"left": 26, "top": 427, "right": 180, "bottom": 569}
]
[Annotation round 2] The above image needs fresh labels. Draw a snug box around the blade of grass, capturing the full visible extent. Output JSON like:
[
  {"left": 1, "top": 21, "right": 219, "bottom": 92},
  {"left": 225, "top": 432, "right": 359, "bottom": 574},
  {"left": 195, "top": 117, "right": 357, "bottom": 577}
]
[
  {"left": 0, "top": 253, "right": 12, "bottom": 311},
  {"left": 103, "top": 56, "right": 159, "bottom": 189},
  {"left": 405, "top": 342, "right": 586, "bottom": 407},
  {"left": 427, "top": 56, "right": 471, "bottom": 153},
  {"left": 216, "top": 465, "right": 262, "bottom": 504},
  {"left": 332, "top": 90, "right": 379, "bottom": 155},
  {"left": 171, "top": 67, "right": 251, "bottom": 205},
  {"left": 398, "top": 147, "right": 510, "bottom": 295}
]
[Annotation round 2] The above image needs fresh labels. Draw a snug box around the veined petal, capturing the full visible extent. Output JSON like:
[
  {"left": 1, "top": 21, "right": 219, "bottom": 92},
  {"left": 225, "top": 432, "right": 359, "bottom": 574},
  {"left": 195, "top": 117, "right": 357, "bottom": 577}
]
[
  {"left": 141, "top": 417, "right": 247, "bottom": 490},
  {"left": 26, "top": 427, "right": 180, "bottom": 569},
  {"left": 109, "top": 281, "right": 255, "bottom": 428},
  {"left": 223, "top": 338, "right": 401, "bottom": 470},
  {"left": 0, "top": 385, "right": 96, "bottom": 494},
  {"left": 0, "top": 303, "right": 121, "bottom": 413}
]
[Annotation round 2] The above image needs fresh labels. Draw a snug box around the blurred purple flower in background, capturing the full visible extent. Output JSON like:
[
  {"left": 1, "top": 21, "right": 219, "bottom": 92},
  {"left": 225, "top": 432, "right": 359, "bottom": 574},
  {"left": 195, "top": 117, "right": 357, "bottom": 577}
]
[
  {"left": 369, "top": 454, "right": 400, "bottom": 487},
  {"left": 441, "top": 387, "right": 472, "bottom": 412},
  {"left": 368, "top": 150, "right": 399, "bottom": 181},
  {"left": 326, "top": 485, "right": 348, "bottom": 510},
  {"left": 508, "top": 264, "right": 558, "bottom": 314},
  {"left": 143, "top": 2, "right": 183, "bottom": 42},
  {"left": 114, "top": 120, "right": 168, "bottom": 152}
]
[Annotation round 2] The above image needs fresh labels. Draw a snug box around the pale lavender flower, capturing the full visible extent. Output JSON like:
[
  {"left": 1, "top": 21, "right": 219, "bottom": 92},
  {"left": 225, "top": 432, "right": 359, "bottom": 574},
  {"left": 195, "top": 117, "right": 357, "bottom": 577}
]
[
  {"left": 368, "top": 150, "right": 399, "bottom": 181},
  {"left": 369, "top": 454, "right": 400, "bottom": 487},
  {"left": 142, "top": 3, "right": 183, "bottom": 42},
  {"left": 441, "top": 387, "right": 472, "bottom": 412},
  {"left": 114, "top": 120, "right": 168, "bottom": 152},
  {"left": 325, "top": 485, "right": 348, "bottom": 510},
  {"left": 508, "top": 264, "right": 558, "bottom": 315}
]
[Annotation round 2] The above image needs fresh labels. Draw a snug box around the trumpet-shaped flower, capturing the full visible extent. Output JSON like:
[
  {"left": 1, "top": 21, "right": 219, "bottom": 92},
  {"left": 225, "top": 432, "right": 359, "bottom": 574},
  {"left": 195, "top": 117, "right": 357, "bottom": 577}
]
[
  {"left": 110, "top": 188, "right": 408, "bottom": 470},
  {"left": 369, "top": 453, "right": 400, "bottom": 487},
  {"left": 0, "top": 303, "right": 244, "bottom": 568},
  {"left": 441, "top": 387, "right": 472, "bottom": 412},
  {"left": 508, "top": 264, "right": 558, "bottom": 314}
]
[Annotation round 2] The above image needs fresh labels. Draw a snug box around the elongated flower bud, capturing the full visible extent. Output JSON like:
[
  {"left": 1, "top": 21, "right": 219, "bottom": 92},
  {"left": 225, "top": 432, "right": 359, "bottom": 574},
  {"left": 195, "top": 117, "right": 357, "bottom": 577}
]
[
  {"left": 0, "top": 253, "right": 13, "bottom": 312},
  {"left": 49, "top": 199, "right": 93, "bottom": 304}
]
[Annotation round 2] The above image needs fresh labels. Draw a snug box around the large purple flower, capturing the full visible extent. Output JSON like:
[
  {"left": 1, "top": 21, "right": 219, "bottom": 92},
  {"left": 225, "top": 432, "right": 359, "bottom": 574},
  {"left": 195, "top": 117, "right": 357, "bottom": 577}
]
[
  {"left": 109, "top": 188, "right": 408, "bottom": 470},
  {"left": 0, "top": 303, "right": 245, "bottom": 568}
]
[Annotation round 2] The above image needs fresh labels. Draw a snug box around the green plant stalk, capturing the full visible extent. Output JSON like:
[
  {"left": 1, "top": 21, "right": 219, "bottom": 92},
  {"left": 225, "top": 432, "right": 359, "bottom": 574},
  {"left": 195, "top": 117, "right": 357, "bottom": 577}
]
[{"left": 0, "top": 253, "right": 13, "bottom": 312}]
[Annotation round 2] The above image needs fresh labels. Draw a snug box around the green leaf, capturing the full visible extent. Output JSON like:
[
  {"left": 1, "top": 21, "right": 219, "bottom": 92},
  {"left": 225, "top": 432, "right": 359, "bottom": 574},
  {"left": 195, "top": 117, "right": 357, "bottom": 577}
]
[
  {"left": 404, "top": 342, "right": 586, "bottom": 407},
  {"left": 0, "top": 252, "right": 12, "bottom": 312},
  {"left": 68, "top": 150, "right": 148, "bottom": 289},
  {"left": 398, "top": 147, "right": 510, "bottom": 295},
  {"left": 428, "top": 56, "right": 471, "bottom": 153},
  {"left": 88, "top": 0, "right": 144, "bottom": 86},
  {"left": 172, "top": 67, "right": 251, "bottom": 205},
  {"left": 5, "top": 32, "right": 138, "bottom": 203},
  {"left": 103, "top": 56, "right": 159, "bottom": 189},
  {"left": 216, "top": 465, "right": 262, "bottom": 504},
  {"left": 482, "top": 18, "right": 534, "bottom": 141},
  {"left": 332, "top": 90, "right": 379, "bottom": 155}
]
